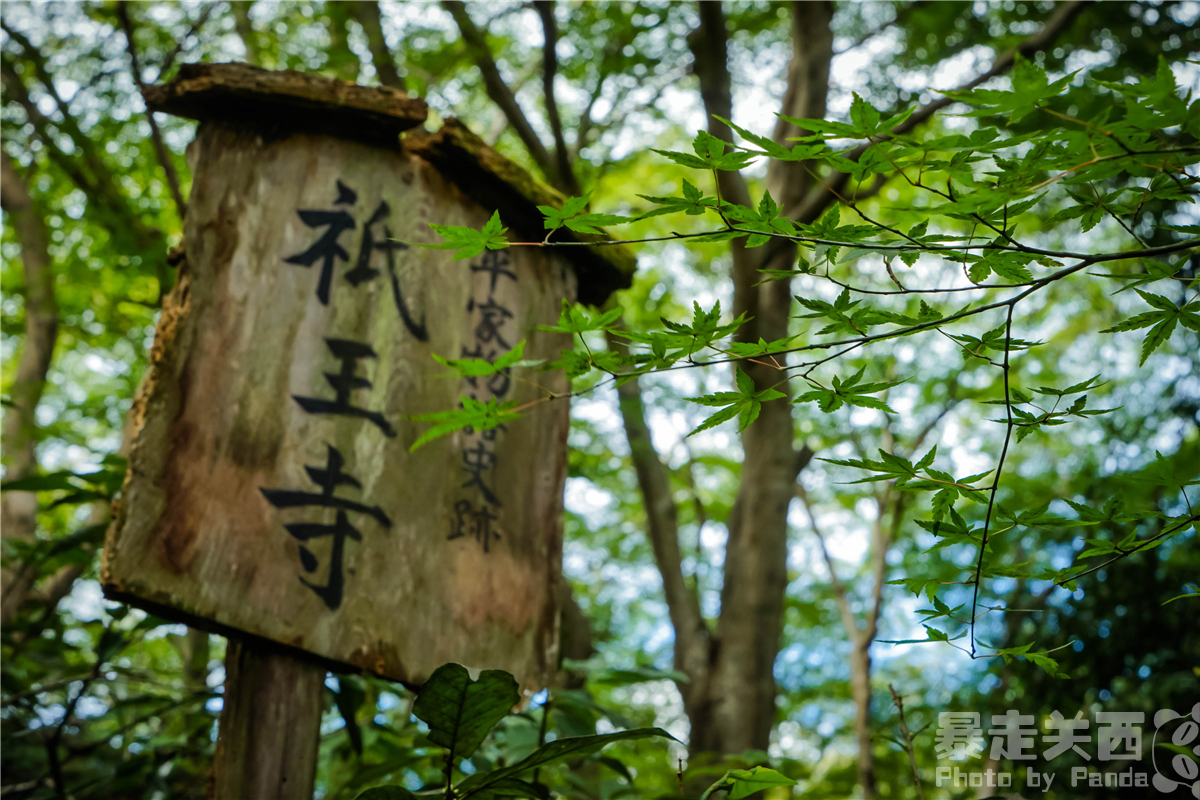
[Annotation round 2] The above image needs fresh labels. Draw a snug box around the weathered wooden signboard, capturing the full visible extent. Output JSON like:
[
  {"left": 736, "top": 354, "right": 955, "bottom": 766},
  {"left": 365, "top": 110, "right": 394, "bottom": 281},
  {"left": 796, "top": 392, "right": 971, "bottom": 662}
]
[{"left": 101, "top": 64, "right": 632, "bottom": 691}]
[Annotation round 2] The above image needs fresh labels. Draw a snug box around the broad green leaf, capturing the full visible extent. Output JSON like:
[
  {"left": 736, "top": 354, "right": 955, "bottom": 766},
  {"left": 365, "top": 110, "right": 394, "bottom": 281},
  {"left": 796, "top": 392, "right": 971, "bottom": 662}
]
[
  {"left": 458, "top": 728, "right": 676, "bottom": 798},
  {"left": 355, "top": 786, "right": 417, "bottom": 800},
  {"left": 411, "top": 663, "right": 519, "bottom": 762},
  {"left": 728, "top": 766, "right": 798, "bottom": 799}
]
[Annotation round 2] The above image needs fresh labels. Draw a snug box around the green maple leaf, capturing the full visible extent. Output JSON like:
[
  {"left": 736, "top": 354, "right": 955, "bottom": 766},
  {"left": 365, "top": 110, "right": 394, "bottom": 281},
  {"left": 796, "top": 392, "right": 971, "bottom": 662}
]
[
  {"left": 686, "top": 369, "right": 786, "bottom": 436},
  {"left": 424, "top": 210, "right": 509, "bottom": 260},
  {"left": 1100, "top": 289, "right": 1196, "bottom": 364}
]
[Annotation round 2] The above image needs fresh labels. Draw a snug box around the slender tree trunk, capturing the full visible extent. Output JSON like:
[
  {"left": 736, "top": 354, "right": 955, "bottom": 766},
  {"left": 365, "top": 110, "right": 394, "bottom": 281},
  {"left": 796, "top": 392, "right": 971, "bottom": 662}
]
[
  {"left": 350, "top": 1, "right": 406, "bottom": 91},
  {"left": 851, "top": 642, "right": 878, "bottom": 799},
  {"left": 690, "top": 0, "right": 834, "bottom": 755},
  {"left": 608, "top": 332, "right": 716, "bottom": 740},
  {"left": 0, "top": 153, "right": 60, "bottom": 625},
  {"left": 231, "top": 2, "right": 259, "bottom": 65}
]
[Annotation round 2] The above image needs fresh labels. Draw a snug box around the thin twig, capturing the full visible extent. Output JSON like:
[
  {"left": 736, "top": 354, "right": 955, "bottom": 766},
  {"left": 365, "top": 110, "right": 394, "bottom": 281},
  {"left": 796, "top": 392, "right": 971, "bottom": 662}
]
[
  {"left": 889, "top": 684, "right": 925, "bottom": 800},
  {"left": 116, "top": 2, "right": 187, "bottom": 220},
  {"left": 969, "top": 304, "right": 1016, "bottom": 657},
  {"left": 156, "top": 2, "right": 217, "bottom": 80},
  {"left": 1055, "top": 513, "right": 1200, "bottom": 587}
]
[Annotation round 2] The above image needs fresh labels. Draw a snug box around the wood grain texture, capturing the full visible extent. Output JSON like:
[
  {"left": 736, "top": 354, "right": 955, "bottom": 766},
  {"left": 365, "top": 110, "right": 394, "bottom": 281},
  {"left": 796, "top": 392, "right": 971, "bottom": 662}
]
[
  {"left": 102, "top": 120, "right": 575, "bottom": 691},
  {"left": 144, "top": 62, "right": 427, "bottom": 146},
  {"left": 210, "top": 637, "right": 325, "bottom": 800}
]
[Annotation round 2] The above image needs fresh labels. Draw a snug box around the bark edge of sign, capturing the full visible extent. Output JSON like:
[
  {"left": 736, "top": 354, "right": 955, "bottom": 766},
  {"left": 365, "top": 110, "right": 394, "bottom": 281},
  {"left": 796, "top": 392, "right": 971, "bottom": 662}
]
[
  {"left": 407, "top": 119, "right": 636, "bottom": 307},
  {"left": 144, "top": 62, "right": 428, "bottom": 145}
]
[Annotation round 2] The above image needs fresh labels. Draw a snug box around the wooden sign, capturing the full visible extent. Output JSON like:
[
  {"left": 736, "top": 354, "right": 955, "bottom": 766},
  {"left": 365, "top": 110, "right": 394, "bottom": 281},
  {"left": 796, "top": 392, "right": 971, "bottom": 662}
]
[{"left": 100, "top": 64, "right": 631, "bottom": 690}]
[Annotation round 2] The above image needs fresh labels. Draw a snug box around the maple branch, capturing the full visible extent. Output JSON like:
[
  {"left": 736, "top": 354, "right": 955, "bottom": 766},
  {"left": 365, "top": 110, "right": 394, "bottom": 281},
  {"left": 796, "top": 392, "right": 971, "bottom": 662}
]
[{"left": 793, "top": 0, "right": 1091, "bottom": 226}]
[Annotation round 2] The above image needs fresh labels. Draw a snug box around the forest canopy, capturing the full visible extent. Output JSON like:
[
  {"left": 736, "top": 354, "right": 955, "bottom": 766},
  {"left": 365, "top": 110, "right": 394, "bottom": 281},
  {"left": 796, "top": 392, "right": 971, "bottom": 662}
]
[{"left": 2, "top": 2, "right": 1198, "bottom": 799}]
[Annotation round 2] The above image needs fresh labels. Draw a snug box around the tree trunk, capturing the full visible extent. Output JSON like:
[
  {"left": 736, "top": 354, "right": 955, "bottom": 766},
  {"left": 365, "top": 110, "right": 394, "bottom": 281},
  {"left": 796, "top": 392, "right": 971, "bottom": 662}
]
[
  {"left": 231, "top": 2, "right": 259, "bottom": 65},
  {"left": 350, "top": 1, "right": 405, "bottom": 91},
  {"left": 608, "top": 333, "right": 715, "bottom": 741},
  {"left": 0, "top": 153, "right": 59, "bottom": 624},
  {"left": 851, "top": 642, "right": 878, "bottom": 799},
  {"left": 689, "top": 0, "right": 834, "bottom": 755}
]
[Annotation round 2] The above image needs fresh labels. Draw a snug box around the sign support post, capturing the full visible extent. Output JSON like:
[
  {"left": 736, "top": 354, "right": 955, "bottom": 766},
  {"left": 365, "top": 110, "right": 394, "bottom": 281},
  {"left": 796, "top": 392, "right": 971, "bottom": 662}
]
[{"left": 211, "top": 637, "right": 325, "bottom": 800}]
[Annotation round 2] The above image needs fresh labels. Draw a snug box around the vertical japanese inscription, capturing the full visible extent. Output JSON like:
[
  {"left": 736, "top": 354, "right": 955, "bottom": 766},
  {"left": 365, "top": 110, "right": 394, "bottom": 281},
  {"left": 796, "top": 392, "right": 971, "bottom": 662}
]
[
  {"left": 450, "top": 250, "right": 517, "bottom": 553},
  {"left": 263, "top": 180, "right": 427, "bottom": 610}
]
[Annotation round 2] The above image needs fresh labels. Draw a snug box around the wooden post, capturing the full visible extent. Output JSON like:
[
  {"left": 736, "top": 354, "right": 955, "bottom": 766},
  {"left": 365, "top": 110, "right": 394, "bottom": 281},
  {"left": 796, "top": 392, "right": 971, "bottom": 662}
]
[{"left": 211, "top": 637, "right": 326, "bottom": 800}]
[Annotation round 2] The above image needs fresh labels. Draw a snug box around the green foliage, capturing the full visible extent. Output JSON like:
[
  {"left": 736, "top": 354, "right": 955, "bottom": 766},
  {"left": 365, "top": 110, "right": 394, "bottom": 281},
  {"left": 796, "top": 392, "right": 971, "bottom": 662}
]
[
  {"left": 3, "top": 2, "right": 1198, "bottom": 798},
  {"left": 0, "top": 456, "right": 126, "bottom": 509},
  {"left": 421, "top": 48, "right": 1199, "bottom": 680},
  {"left": 433, "top": 340, "right": 529, "bottom": 377},
  {"left": 407, "top": 397, "right": 521, "bottom": 452},
  {"left": 698, "top": 766, "right": 798, "bottom": 800},
  {"left": 538, "top": 193, "right": 629, "bottom": 236},
  {"left": 1100, "top": 288, "right": 1200, "bottom": 364},
  {"left": 685, "top": 368, "right": 786, "bottom": 436},
  {"left": 794, "top": 366, "right": 903, "bottom": 414},
  {"left": 358, "top": 663, "right": 674, "bottom": 799},
  {"left": 355, "top": 662, "right": 806, "bottom": 799},
  {"left": 422, "top": 211, "right": 510, "bottom": 260}
]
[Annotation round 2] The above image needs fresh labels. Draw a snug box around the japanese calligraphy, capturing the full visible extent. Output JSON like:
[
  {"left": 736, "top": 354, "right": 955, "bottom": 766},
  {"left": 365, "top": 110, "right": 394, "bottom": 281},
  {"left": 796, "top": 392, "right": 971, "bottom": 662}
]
[
  {"left": 285, "top": 180, "right": 428, "bottom": 341},
  {"left": 451, "top": 250, "right": 518, "bottom": 553},
  {"left": 449, "top": 499, "right": 500, "bottom": 553},
  {"left": 293, "top": 338, "right": 395, "bottom": 437},
  {"left": 469, "top": 296, "right": 514, "bottom": 350},
  {"left": 261, "top": 445, "right": 391, "bottom": 610},
  {"left": 471, "top": 250, "right": 517, "bottom": 293},
  {"left": 269, "top": 178, "right": 432, "bottom": 610},
  {"left": 284, "top": 179, "right": 356, "bottom": 305},
  {"left": 460, "top": 440, "right": 500, "bottom": 505}
]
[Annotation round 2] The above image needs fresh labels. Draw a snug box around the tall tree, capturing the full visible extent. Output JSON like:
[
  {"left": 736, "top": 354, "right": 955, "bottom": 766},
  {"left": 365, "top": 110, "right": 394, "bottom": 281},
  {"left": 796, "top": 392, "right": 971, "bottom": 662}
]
[{"left": 0, "top": 153, "right": 58, "bottom": 625}]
